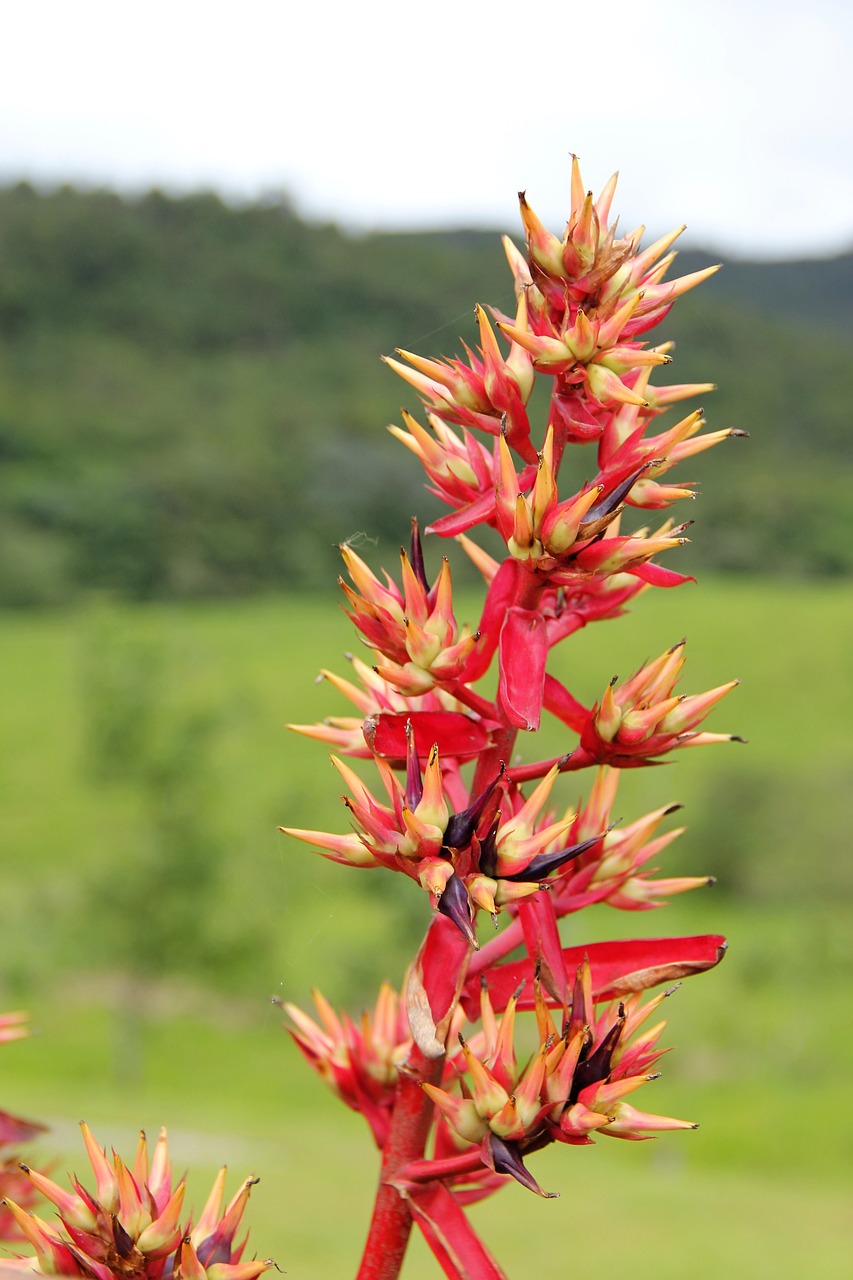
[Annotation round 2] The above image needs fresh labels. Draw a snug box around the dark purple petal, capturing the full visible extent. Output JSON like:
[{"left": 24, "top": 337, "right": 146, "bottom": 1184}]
[
  {"left": 500, "top": 829, "right": 610, "bottom": 882},
  {"left": 483, "top": 1132, "right": 557, "bottom": 1198},
  {"left": 436, "top": 872, "right": 478, "bottom": 948},
  {"left": 578, "top": 461, "right": 650, "bottom": 531},
  {"left": 571, "top": 1010, "right": 625, "bottom": 1096},
  {"left": 475, "top": 813, "right": 501, "bottom": 878},
  {"left": 443, "top": 765, "right": 505, "bottom": 850},
  {"left": 409, "top": 517, "right": 430, "bottom": 594}
]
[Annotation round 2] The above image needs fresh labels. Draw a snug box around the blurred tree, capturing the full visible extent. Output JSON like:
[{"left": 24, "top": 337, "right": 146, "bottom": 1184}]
[
  {"left": 0, "top": 184, "right": 850, "bottom": 605},
  {"left": 78, "top": 609, "right": 259, "bottom": 1079}
]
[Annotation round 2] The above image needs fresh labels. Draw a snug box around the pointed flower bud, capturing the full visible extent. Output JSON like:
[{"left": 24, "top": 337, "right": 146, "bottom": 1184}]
[
  {"left": 9, "top": 1129, "right": 272, "bottom": 1280},
  {"left": 567, "top": 641, "right": 740, "bottom": 766},
  {"left": 340, "top": 543, "right": 478, "bottom": 695},
  {"left": 600, "top": 1100, "right": 698, "bottom": 1139},
  {"left": 283, "top": 983, "right": 411, "bottom": 1149}
]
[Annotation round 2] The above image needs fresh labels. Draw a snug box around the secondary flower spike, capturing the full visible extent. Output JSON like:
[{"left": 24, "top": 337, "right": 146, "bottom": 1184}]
[
  {"left": 3, "top": 1125, "right": 274, "bottom": 1280},
  {"left": 385, "top": 289, "right": 538, "bottom": 462},
  {"left": 281, "top": 983, "right": 412, "bottom": 1149}
]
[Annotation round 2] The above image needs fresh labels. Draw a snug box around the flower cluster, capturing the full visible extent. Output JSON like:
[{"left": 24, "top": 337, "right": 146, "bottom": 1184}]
[
  {"left": 280, "top": 158, "right": 741, "bottom": 1276},
  {"left": 338, "top": 540, "right": 478, "bottom": 697},
  {"left": 283, "top": 634, "right": 735, "bottom": 937},
  {"left": 424, "top": 966, "right": 696, "bottom": 1199},
  {"left": 3, "top": 1125, "right": 274, "bottom": 1280},
  {"left": 281, "top": 983, "right": 412, "bottom": 1148}
]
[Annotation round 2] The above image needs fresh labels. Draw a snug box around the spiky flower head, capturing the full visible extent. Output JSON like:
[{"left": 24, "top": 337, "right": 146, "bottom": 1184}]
[
  {"left": 280, "top": 983, "right": 412, "bottom": 1148},
  {"left": 383, "top": 290, "right": 537, "bottom": 463},
  {"left": 338, "top": 522, "right": 478, "bottom": 697},
  {"left": 507, "top": 639, "right": 742, "bottom": 776},
  {"left": 423, "top": 965, "right": 698, "bottom": 1198},
  {"left": 282, "top": 728, "right": 614, "bottom": 948},
  {"left": 3, "top": 1125, "right": 274, "bottom": 1280},
  {"left": 547, "top": 766, "right": 715, "bottom": 912},
  {"left": 386, "top": 156, "right": 720, "bottom": 473}
]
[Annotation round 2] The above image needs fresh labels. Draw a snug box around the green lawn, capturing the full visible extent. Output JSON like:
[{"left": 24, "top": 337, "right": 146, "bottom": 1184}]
[{"left": 1, "top": 579, "right": 852, "bottom": 1276}]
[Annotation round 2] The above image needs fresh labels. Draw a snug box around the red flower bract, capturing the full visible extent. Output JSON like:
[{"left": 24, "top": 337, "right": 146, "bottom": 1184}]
[{"left": 279, "top": 155, "right": 741, "bottom": 1280}]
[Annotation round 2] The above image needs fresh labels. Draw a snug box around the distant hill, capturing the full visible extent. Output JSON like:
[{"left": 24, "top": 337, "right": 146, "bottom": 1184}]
[
  {"left": 0, "top": 183, "right": 850, "bottom": 605},
  {"left": 671, "top": 247, "right": 853, "bottom": 334}
]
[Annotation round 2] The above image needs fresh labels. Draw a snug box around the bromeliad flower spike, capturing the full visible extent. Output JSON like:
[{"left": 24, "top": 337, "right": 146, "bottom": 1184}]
[
  {"left": 281, "top": 156, "right": 740, "bottom": 1280},
  {"left": 3, "top": 1124, "right": 275, "bottom": 1280}
]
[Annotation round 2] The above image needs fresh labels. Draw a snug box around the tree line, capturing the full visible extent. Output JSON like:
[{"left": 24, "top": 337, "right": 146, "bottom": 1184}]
[{"left": 0, "top": 181, "right": 850, "bottom": 605}]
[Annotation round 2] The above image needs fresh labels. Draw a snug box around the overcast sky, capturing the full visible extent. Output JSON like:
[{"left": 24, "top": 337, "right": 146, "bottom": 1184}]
[{"left": 3, "top": 0, "right": 852, "bottom": 259}]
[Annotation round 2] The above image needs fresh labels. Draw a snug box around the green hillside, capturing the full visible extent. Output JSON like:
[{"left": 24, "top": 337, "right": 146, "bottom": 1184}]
[{"left": 0, "top": 183, "right": 850, "bottom": 604}]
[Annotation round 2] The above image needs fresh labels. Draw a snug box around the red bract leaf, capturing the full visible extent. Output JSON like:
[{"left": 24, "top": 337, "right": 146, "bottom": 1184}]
[
  {"left": 0, "top": 1107, "right": 47, "bottom": 1146},
  {"left": 629, "top": 562, "right": 695, "bottom": 588},
  {"left": 428, "top": 493, "right": 497, "bottom": 538},
  {"left": 404, "top": 1180, "right": 510, "bottom": 1280},
  {"left": 517, "top": 895, "right": 567, "bottom": 1003},
  {"left": 462, "top": 934, "right": 727, "bottom": 1016},
  {"left": 460, "top": 558, "right": 522, "bottom": 684},
  {"left": 363, "top": 711, "right": 494, "bottom": 763},
  {"left": 497, "top": 607, "right": 547, "bottom": 731},
  {"left": 406, "top": 917, "right": 473, "bottom": 1058},
  {"left": 543, "top": 672, "right": 588, "bottom": 732}
]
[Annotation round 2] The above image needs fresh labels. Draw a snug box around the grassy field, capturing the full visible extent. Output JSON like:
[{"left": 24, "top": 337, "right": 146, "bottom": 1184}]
[{"left": 1, "top": 579, "right": 852, "bottom": 1276}]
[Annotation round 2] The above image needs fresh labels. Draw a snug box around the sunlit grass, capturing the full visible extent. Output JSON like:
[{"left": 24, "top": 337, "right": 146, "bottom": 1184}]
[{"left": 1, "top": 580, "right": 851, "bottom": 1275}]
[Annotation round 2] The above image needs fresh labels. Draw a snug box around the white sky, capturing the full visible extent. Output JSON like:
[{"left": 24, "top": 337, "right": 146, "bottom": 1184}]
[{"left": 3, "top": 0, "right": 852, "bottom": 258}]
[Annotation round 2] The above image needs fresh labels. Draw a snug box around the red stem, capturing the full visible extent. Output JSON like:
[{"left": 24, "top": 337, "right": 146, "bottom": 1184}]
[
  {"left": 507, "top": 753, "right": 569, "bottom": 783},
  {"left": 400, "top": 1149, "right": 488, "bottom": 1183},
  {"left": 515, "top": 570, "right": 547, "bottom": 611},
  {"left": 356, "top": 559, "right": 559, "bottom": 1276},
  {"left": 355, "top": 1045, "right": 445, "bottom": 1280},
  {"left": 471, "top": 723, "right": 517, "bottom": 796},
  {"left": 445, "top": 679, "right": 498, "bottom": 722}
]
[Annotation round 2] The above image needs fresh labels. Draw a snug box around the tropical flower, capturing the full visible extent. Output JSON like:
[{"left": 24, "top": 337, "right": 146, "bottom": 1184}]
[
  {"left": 383, "top": 292, "right": 537, "bottom": 463},
  {"left": 386, "top": 156, "right": 719, "bottom": 478},
  {"left": 280, "top": 983, "right": 411, "bottom": 1148},
  {"left": 3, "top": 1125, "right": 273, "bottom": 1280},
  {"left": 279, "top": 156, "right": 738, "bottom": 1276},
  {"left": 422, "top": 964, "right": 700, "bottom": 1197},
  {"left": 338, "top": 527, "right": 478, "bottom": 697},
  {"left": 281, "top": 732, "right": 607, "bottom": 947},
  {"left": 508, "top": 639, "right": 742, "bottom": 775}
]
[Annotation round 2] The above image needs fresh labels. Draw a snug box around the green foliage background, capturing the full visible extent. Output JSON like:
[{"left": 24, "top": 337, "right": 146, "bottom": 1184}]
[{"left": 0, "top": 182, "right": 851, "bottom": 605}]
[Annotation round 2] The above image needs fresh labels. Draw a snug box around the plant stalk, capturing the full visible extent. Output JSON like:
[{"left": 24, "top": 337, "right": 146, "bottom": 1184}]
[{"left": 355, "top": 1045, "right": 445, "bottom": 1280}]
